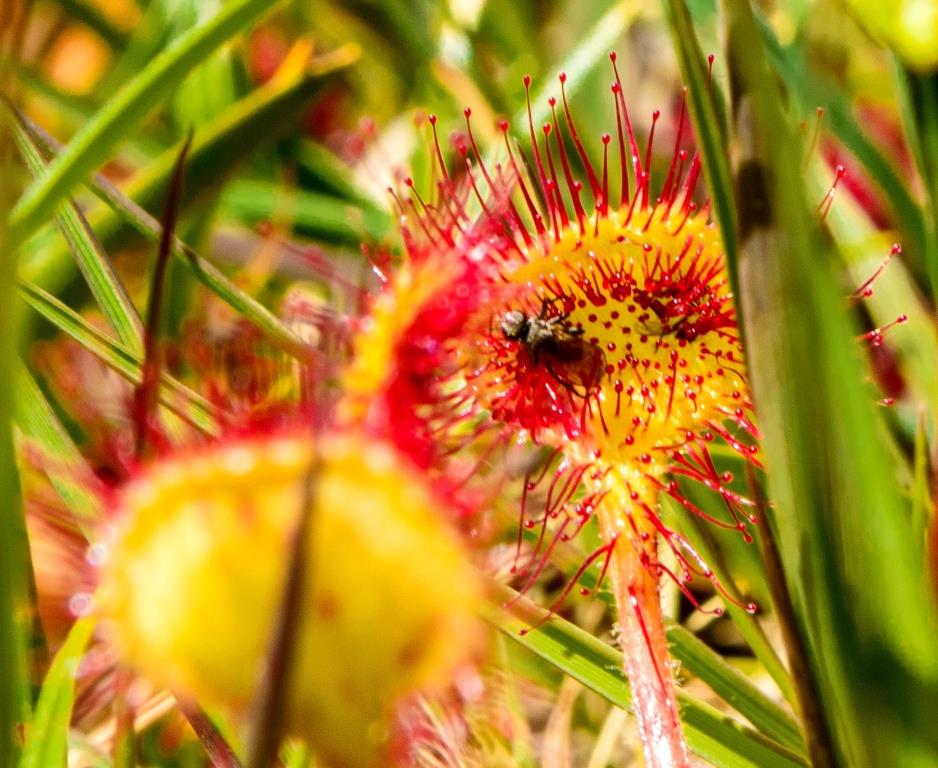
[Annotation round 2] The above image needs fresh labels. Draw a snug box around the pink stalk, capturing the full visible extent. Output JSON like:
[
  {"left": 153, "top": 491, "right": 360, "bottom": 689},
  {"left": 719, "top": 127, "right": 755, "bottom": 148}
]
[{"left": 601, "top": 511, "right": 690, "bottom": 768}]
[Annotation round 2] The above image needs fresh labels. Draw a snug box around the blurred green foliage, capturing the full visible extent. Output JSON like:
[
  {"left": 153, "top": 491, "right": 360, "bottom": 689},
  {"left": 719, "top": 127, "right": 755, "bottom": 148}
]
[{"left": 4, "top": 0, "right": 938, "bottom": 765}]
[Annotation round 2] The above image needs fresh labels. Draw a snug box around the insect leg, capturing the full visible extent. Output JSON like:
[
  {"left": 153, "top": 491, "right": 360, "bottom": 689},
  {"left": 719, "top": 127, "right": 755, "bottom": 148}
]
[
  {"left": 545, "top": 361, "right": 589, "bottom": 399},
  {"left": 539, "top": 294, "right": 569, "bottom": 319}
]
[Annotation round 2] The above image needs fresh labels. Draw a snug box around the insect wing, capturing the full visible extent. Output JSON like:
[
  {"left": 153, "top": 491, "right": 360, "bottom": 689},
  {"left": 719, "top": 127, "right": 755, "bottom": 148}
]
[{"left": 543, "top": 337, "right": 606, "bottom": 392}]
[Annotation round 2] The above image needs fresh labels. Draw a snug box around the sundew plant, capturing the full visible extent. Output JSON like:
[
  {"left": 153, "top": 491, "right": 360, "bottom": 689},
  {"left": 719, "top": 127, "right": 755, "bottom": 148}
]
[{"left": 1, "top": 2, "right": 938, "bottom": 767}]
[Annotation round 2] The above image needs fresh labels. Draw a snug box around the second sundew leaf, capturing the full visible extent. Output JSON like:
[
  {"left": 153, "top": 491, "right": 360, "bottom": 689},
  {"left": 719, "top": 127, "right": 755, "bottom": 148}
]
[
  {"left": 6, "top": 103, "right": 142, "bottom": 353},
  {"left": 19, "top": 617, "right": 95, "bottom": 768},
  {"left": 724, "top": 2, "right": 938, "bottom": 766},
  {"left": 7, "top": 0, "right": 285, "bottom": 245}
]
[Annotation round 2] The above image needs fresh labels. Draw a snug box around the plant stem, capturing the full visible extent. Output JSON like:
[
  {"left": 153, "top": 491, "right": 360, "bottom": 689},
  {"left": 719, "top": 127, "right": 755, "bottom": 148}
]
[
  {"left": 746, "top": 467, "right": 834, "bottom": 768},
  {"left": 244, "top": 457, "right": 321, "bottom": 768},
  {"left": 599, "top": 508, "right": 691, "bottom": 768},
  {"left": 0, "top": 48, "right": 31, "bottom": 768},
  {"left": 176, "top": 697, "right": 242, "bottom": 768}
]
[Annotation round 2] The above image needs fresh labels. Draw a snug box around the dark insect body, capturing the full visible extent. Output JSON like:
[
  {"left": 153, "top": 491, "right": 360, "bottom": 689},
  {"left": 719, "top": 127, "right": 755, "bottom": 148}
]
[{"left": 500, "top": 300, "right": 606, "bottom": 396}]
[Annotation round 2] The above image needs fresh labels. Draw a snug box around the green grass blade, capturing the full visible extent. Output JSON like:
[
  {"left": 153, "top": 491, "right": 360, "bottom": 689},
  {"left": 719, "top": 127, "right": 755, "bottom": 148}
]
[
  {"left": 15, "top": 162, "right": 308, "bottom": 364},
  {"left": 14, "top": 362, "right": 101, "bottom": 526},
  {"left": 485, "top": 584, "right": 806, "bottom": 768},
  {"left": 0, "top": 143, "right": 29, "bottom": 768},
  {"left": 510, "top": 1, "right": 645, "bottom": 134},
  {"left": 725, "top": 2, "right": 938, "bottom": 765},
  {"left": 47, "top": 202, "right": 142, "bottom": 351},
  {"left": 281, "top": 742, "right": 311, "bottom": 768},
  {"left": 95, "top": 48, "right": 358, "bottom": 238},
  {"left": 49, "top": 0, "right": 130, "bottom": 50},
  {"left": 18, "top": 281, "right": 219, "bottom": 437},
  {"left": 5, "top": 103, "right": 142, "bottom": 352},
  {"left": 19, "top": 617, "right": 95, "bottom": 768},
  {"left": 806, "top": 156, "right": 938, "bottom": 434},
  {"left": 8, "top": 0, "right": 284, "bottom": 245},
  {"left": 661, "top": 0, "right": 739, "bottom": 290},
  {"left": 514, "top": 511, "right": 795, "bottom": 746},
  {"left": 666, "top": 622, "right": 804, "bottom": 754},
  {"left": 168, "top": 0, "right": 238, "bottom": 130},
  {"left": 220, "top": 179, "right": 391, "bottom": 244},
  {"left": 14, "top": 69, "right": 97, "bottom": 131},
  {"left": 15, "top": 67, "right": 165, "bottom": 170},
  {"left": 893, "top": 66, "right": 938, "bottom": 303},
  {"left": 911, "top": 414, "right": 933, "bottom": 562},
  {"left": 757, "top": 19, "right": 934, "bottom": 296},
  {"left": 663, "top": 494, "right": 795, "bottom": 706},
  {"left": 21, "top": 46, "right": 359, "bottom": 291},
  {"left": 1, "top": 126, "right": 34, "bottom": 768},
  {"left": 15, "top": 66, "right": 348, "bottom": 361},
  {"left": 95, "top": 0, "right": 173, "bottom": 98},
  {"left": 295, "top": 139, "right": 387, "bottom": 209}
]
